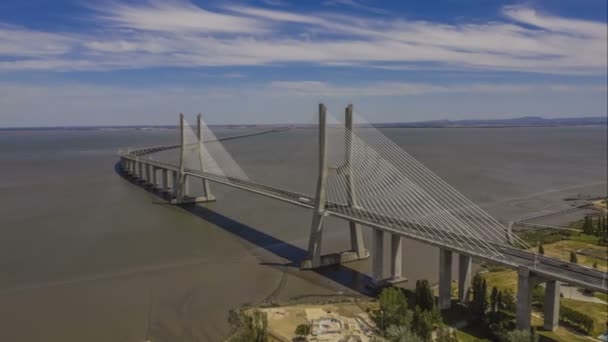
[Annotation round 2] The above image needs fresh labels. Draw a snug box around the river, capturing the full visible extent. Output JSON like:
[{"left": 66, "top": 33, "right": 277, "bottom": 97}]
[{"left": 0, "top": 126, "right": 605, "bottom": 341}]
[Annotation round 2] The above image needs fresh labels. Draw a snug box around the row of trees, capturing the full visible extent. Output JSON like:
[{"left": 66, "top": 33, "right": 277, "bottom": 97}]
[
  {"left": 372, "top": 276, "right": 538, "bottom": 342},
  {"left": 470, "top": 274, "right": 516, "bottom": 317},
  {"left": 582, "top": 215, "right": 608, "bottom": 245},
  {"left": 371, "top": 282, "right": 457, "bottom": 342}
]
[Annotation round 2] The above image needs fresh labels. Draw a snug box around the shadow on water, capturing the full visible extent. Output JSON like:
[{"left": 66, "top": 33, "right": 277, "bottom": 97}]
[{"left": 113, "top": 162, "right": 375, "bottom": 296}]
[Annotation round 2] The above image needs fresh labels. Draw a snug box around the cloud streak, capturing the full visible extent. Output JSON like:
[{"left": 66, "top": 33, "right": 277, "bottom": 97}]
[{"left": 0, "top": 2, "right": 605, "bottom": 75}]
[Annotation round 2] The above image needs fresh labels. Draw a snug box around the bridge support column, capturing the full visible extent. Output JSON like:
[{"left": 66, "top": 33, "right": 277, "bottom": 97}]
[
  {"left": 172, "top": 170, "right": 179, "bottom": 198},
  {"left": 543, "top": 280, "right": 560, "bottom": 331},
  {"left": 162, "top": 169, "right": 170, "bottom": 193},
  {"left": 197, "top": 113, "right": 215, "bottom": 202},
  {"left": 516, "top": 266, "right": 542, "bottom": 330},
  {"left": 390, "top": 234, "right": 405, "bottom": 282},
  {"left": 458, "top": 254, "right": 472, "bottom": 303},
  {"left": 303, "top": 104, "right": 328, "bottom": 270},
  {"left": 137, "top": 162, "right": 144, "bottom": 182},
  {"left": 148, "top": 164, "right": 155, "bottom": 187},
  {"left": 301, "top": 104, "right": 368, "bottom": 270},
  {"left": 150, "top": 165, "right": 158, "bottom": 189},
  {"left": 143, "top": 163, "right": 150, "bottom": 185},
  {"left": 344, "top": 105, "right": 368, "bottom": 260},
  {"left": 439, "top": 249, "right": 453, "bottom": 310},
  {"left": 181, "top": 175, "right": 190, "bottom": 196},
  {"left": 171, "top": 113, "right": 215, "bottom": 204},
  {"left": 372, "top": 229, "right": 384, "bottom": 283}
]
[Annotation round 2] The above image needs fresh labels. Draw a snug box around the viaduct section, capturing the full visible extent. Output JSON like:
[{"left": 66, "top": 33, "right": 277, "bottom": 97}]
[{"left": 118, "top": 105, "right": 607, "bottom": 333}]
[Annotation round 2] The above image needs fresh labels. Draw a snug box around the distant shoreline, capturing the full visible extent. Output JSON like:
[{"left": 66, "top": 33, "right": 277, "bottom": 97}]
[{"left": 1, "top": 115, "right": 606, "bottom": 131}]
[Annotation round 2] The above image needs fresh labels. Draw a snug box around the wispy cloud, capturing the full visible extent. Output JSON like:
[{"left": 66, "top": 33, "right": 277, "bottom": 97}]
[
  {"left": 268, "top": 81, "right": 608, "bottom": 97},
  {"left": 322, "top": 0, "right": 389, "bottom": 15},
  {"left": 0, "top": 24, "right": 75, "bottom": 57},
  {"left": 93, "top": 1, "right": 268, "bottom": 34},
  {"left": 0, "top": 2, "right": 605, "bottom": 75}
]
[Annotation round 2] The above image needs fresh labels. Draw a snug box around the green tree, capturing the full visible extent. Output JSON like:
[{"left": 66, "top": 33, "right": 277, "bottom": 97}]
[
  {"left": 504, "top": 329, "right": 539, "bottom": 342},
  {"left": 294, "top": 323, "right": 310, "bottom": 336},
  {"left": 496, "top": 290, "right": 503, "bottom": 311},
  {"left": 436, "top": 325, "right": 458, "bottom": 342},
  {"left": 538, "top": 244, "right": 544, "bottom": 255},
  {"left": 415, "top": 280, "right": 435, "bottom": 311},
  {"left": 583, "top": 216, "right": 593, "bottom": 234},
  {"left": 372, "top": 287, "right": 411, "bottom": 335},
  {"left": 490, "top": 286, "right": 499, "bottom": 312},
  {"left": 470, "top": 274, "right": 488, "bottom": 318},
  {"left": 412, "top": 307, "right": 434, "bottom": 342},
  {"left": 570, "top": 251, "right": 578, "bottom": 263},
  {"left": 532, "top": 285, "right": 545, "bottom": 306},
  {"left": 502, "top": 289, "right": 516, "bottom": 313},
  {"left": 230, "top": 309, "right": 268, "bottom": 342},
  {"left": 386, "top": 325, "right": 423, "bottom": 342}
]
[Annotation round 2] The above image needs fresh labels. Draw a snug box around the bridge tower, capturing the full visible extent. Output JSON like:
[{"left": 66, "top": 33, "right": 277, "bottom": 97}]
[
  {"left": 301, "top": 104, "right": 370, "bottom": 269},
  {"left": 171, "top": 113, "right": 215, "bottom": 204}
]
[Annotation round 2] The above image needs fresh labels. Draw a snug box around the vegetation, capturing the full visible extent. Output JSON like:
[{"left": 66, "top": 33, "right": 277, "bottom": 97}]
[
  {"left": 294, "top": 323, "right": 310, "bottom": 337},
  {"left": 415, "top": 280, "right": 435, "bottom": 312},
  {"left": 228, "top": 309, "right": 268, "bottom": 342},
  {"left": 470, "top": 274, "right": 488, "bottom": 318},
  {"left": 371, "top": 287, "right": 412, "bottom": 335},
  {"left": 435, "top": 325, "right": 458, "bottom": 342},
  {"left": 518, "top": 214, "right": 608, "bottom": 247},
  {"left": 516, "top": 217, "right": 608, "bottom": 270},
  {"left": 582, "top": 215, "right": 608, "bottom": 245},
  {"left": 479, "top": 265, "right": 608, "bottom": 340},
  {"left": 560, "top": 298, "right": 607, "bottom": 336},
  {"left": 386, "top": 325, "right": 423, "bottom": 342},
  {"left": 559, "top": 306, "right": 594, "bottom": 335},
  {"left": 504, "top": 329, "right": 538, "bottom": 342},
  {"left": 569, "top": 251, "right": 578, "bottom": 263},
  {"left": 371, "top": 285, "right": 445, "bottom": 342}
]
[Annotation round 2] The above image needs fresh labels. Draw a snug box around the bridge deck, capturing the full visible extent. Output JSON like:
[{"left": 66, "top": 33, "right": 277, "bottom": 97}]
[{"left": 120, "top": 152, "right": 608, "bottom": 293}]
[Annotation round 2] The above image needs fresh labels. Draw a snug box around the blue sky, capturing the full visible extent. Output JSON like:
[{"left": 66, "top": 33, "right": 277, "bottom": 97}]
[{"left": 0, "top": 0, "right": 606, "bottom": 126}]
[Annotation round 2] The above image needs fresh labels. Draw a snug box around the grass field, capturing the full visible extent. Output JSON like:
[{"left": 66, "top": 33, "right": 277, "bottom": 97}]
[
  {"left": 535, "top": 239, "right": 608, "bottom": 271},
  {"left": 561, "top": 298, "right": 607, "bottom": 336},
  {"left": 481, "top": 269, "right": 518, "bottom": 293},
  {"left": 480, "top": 267, "right": 608, "bottom": 341},
  {"left": 531, "top": 315, "right": 591, "bottom": 342}
]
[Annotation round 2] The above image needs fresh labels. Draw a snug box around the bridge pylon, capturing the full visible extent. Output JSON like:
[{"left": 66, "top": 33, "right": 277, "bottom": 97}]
[
  {"left": 171, "top": 113, "right": 216, "bottom": 204},
  {"left": 301, "top": 104, "right": 370, "bottom": 270}
]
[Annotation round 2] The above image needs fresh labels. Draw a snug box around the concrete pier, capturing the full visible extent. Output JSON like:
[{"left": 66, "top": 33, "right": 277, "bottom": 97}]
[
  {"left": 439, "top": 249, "right": 453, "bottom": 309},
  {"left": 151, "top": 167, "right": 158, "bottom": 189},
  {"left": 162, "top": 169, "right": 170, "bottom": 193},
  {"left": 516, "top": 266, "right": 542, "bottom": 330},
  {"left": 197, "top": 113, "right": 214, "bottom": 200},
  {"left": 138, "top": 162, "right": 143, "bottom": 181},
  {"left": 390, "top": 234, "right": 403, "bottom": 281},
  {"left": 458, "top": 254, "right": 472, "bottom": 303},
  {"left": 344, "top": 105, "right": 368, "bottom": 260},
  {"left": 371, "top": 229, "right": 384, "bottom": 283},
  {"left": 306, "top": 105, "right": 328, "bottom": 269},
  {"left": 543, "top": 280, "right": 560, "bottom": 331},
  {"left": 172, "top": 172, "right": 178, "bottom": 197},
  {"left": 301, "top": 104, "right": 371, "bottom": 270}
]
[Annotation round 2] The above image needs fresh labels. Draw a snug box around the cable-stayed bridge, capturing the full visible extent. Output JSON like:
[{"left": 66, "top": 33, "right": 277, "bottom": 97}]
[{"left": 118, "top": 105, "right": 607, "bottom": 332}]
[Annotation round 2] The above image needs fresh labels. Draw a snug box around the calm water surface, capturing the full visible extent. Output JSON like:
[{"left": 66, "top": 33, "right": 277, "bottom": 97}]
[{"left": 0, "top": 126, "right": 606, "bottom": 341}]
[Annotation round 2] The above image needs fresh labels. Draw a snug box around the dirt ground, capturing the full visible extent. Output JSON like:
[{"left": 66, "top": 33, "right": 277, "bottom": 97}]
[{"left": 260, "top": 301, "right": 379, "bottom": 341}]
